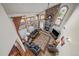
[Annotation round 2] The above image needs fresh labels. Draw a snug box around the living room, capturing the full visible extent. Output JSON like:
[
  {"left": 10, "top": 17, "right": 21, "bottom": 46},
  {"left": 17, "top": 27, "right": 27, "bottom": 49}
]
[{"left": 0, "top": 3, "right": 79, "bottom": 56}]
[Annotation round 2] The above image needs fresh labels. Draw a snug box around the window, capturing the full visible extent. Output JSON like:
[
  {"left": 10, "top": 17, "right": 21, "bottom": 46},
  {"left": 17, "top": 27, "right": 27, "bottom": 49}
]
[
  {"left": 19, "top": 17, "right": 26, "bottom": 30},
  {"left": 55, "top": 5, "right": 68, "bottom": 26}
]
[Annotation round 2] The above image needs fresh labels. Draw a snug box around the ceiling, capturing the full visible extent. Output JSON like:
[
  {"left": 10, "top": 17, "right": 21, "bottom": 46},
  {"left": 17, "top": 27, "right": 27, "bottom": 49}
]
[{"left": 2, "top": 3, "right": 58, "bottom": 17}]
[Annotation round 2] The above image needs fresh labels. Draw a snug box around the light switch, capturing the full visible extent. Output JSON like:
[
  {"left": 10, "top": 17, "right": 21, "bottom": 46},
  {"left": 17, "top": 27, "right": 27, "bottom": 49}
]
[{"left": 66, "top": 37, "right": 71, "bottom": 43}]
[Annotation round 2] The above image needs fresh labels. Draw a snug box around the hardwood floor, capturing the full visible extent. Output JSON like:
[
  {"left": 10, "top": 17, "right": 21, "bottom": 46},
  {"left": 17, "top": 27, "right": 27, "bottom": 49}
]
[
  {"left": 9, "top": 30, "right": 59, "bottom": 56},
  {"left": 9, "top": 45, "right": 21, "bottom": 56}
]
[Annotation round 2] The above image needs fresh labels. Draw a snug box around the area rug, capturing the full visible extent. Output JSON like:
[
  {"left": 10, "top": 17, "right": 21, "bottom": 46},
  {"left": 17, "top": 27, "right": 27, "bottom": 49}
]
[{"left": 33, "top": 31, "right": 50, "bottom": 52}]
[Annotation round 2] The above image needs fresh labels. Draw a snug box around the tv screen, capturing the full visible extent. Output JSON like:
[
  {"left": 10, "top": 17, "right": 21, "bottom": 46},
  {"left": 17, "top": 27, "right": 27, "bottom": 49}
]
[{"left": 52, "top": 29, "right": 59, "bottom": 39}]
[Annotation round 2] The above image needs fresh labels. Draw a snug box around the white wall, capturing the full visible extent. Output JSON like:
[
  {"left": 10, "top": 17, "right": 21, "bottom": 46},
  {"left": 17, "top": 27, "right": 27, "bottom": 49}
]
[
  {"left": 2, "top": 3, "right": 58, "bottom": 17},
  {"left": 0, "top": 4, "right": 25, "bottom": 56},
  {"left": 59, "top": 4, "right": 79, "bottom": 56},
  {"left": 60, "top": 3, "right": 78, "bottom": 30}
]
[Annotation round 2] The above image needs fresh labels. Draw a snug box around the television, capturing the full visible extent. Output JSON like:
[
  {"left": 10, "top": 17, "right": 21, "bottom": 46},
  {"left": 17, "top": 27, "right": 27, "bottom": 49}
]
[{"left": 52, "top": 29, "right": 60, "bottom": 40}]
